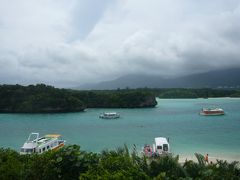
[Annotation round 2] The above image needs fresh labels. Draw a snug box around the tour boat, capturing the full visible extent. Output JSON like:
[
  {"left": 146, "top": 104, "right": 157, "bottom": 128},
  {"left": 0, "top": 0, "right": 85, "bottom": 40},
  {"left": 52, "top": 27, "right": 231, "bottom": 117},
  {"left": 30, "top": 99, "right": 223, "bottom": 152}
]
[
  {"left": 200, "top": 108, "right": 224, "bottom": 116},
  {"left": 143, "top": 137, "right": 170, "bottom": 157},
  {"left": 20, "top": 133, "right": 65, "bottom": 155},
  {"left": 99, "top": 112, "right": 120, "bottom": 119}
]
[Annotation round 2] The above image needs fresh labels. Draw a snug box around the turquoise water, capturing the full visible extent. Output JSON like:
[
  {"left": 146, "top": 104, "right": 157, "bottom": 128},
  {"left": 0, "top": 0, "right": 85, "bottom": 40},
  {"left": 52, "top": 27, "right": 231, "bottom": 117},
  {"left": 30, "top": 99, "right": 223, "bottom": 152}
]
[{"left": 0, "top": 98, "right": 240, "bottom": 159}]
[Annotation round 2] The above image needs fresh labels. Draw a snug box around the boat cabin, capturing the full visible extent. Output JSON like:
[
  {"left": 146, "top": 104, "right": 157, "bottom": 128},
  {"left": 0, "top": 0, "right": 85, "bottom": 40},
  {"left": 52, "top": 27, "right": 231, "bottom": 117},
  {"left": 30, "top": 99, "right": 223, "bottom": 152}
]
[
  {"left": 153, "top": 137, "right": 170, "bottom": 155},
  {"left": 143, "top": 137, "right": 170, "bottom": 157}
]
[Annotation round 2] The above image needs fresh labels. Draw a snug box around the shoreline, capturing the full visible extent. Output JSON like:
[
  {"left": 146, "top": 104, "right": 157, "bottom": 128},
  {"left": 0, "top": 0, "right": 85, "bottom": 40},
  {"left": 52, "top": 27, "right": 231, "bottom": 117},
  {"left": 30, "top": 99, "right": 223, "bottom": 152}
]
[
  {"left": 158, "top": 97, "right": 240, "bottom": 100},
  {"left": 178, "top": 154, "right": 240, "bottom": 164}
]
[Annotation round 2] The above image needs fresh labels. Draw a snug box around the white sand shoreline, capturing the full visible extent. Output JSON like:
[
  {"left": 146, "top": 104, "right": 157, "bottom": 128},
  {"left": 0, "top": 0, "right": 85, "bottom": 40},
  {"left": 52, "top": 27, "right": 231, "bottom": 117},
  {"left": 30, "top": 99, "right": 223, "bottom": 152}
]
[{"left": 178, "top": 154, "right": 240, "bottom": 164}]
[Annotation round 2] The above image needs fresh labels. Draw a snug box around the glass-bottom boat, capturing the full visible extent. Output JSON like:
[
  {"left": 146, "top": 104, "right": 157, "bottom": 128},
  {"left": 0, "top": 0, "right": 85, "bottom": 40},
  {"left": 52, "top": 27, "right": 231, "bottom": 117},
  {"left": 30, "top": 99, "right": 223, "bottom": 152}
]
[
  {"left": 143, "top": 137, "right": 170, "bottom": 157},
  {"left": 99, "top": 112, "right": 120, "bottom": 119},
  {"left": 20, "top": 133, "right": 65, "bottom": 154},
  {"left": 200, "top": 108, "right": 225, "bottom": 116}
]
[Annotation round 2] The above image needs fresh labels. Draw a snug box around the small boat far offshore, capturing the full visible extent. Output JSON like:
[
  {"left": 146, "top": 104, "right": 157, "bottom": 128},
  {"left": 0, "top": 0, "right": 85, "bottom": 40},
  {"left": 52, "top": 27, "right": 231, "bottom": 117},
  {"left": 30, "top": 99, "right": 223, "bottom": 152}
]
[
  {"left": 20, "top": 133, "right": 65, "bottom": 155},
  {"left": 200, "top": 107, "right": 225, "bottom": 116},
  {"left": 99, "top": 112, "right": 120, "bottom": 119}
]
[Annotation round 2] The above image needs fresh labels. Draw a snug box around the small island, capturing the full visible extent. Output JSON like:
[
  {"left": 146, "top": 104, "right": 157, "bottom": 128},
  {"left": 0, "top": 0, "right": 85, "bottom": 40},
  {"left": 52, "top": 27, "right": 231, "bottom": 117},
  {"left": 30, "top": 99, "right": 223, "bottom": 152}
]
[
  {"left": 1, "top": 84, "right": 239, "bottom": 113},
  {"left": 0, "top": 84, "right": 157, "bottom": 113}
]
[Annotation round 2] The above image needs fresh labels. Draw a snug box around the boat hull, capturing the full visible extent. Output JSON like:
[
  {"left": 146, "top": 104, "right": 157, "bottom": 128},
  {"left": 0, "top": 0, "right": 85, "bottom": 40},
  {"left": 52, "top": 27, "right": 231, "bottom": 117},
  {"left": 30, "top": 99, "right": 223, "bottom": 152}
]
[
  {"left": 99, "top": 115, "right": 120, "bottom": 119},
  {"left": 52, "top": 142, "right": 65, "bottom": 151},
  {"left": 200, "top": 112, "right": 225, "bottom": 116}
]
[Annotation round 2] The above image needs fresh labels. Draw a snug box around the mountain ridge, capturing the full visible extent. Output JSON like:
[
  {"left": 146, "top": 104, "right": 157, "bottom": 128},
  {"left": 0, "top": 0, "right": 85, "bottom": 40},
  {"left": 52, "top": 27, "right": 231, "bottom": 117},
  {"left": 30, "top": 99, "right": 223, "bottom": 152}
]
[{"left": 78, "top": 68, "right": 240, "bottom": 90}]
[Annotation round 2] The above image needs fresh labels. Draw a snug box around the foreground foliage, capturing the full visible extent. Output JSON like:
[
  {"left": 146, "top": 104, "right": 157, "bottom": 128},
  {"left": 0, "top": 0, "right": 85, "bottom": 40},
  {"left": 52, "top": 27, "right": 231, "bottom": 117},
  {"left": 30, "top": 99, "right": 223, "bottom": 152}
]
[{"left": 0, "top": 145, "right": 239, "bottom": 180}]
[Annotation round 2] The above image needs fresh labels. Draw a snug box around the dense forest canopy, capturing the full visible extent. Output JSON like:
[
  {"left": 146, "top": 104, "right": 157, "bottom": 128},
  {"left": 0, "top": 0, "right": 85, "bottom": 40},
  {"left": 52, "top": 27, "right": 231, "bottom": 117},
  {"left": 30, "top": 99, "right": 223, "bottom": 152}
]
[
  {"left": 0, "top": 84, "right": 239, "bottom": 113},
  {"left": 0, "top": 84, "right": 157, "bottom": 113},
  {"left": 0, "top": 84, "right": 86, "bottom": 113},
  {"left": 153, "top": 88, "right": 240, "bottom": 98}
]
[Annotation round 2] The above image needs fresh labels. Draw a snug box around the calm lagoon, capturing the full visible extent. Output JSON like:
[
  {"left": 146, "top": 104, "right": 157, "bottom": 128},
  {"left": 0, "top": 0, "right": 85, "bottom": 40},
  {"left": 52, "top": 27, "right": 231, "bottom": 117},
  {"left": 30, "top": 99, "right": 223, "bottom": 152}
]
[{"left": 0, "top": 98, "right": 240, "bottom": 160}]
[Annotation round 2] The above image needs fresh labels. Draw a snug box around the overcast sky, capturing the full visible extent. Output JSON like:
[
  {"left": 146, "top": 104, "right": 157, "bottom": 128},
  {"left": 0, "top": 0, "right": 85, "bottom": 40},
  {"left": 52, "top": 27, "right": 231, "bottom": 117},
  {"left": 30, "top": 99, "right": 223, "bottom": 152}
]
[{"left": 0, "top": 0, "right": 240, "bottom": 87}]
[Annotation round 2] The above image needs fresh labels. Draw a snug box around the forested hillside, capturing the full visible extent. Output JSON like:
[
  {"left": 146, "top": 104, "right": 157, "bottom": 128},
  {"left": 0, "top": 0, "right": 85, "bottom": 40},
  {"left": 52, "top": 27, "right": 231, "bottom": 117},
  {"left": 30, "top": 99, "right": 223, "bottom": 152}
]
[
  {"left": 0, "top": 84, "right": 157, "bottom": 113},
  {"left": 1, "top": 84, "right": 239, "bottom": 113}
]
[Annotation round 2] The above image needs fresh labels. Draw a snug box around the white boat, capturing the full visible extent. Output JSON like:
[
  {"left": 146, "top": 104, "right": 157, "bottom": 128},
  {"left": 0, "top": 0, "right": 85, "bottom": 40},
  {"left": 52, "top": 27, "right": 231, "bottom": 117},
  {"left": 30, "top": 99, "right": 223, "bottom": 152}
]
[
  {"left": 153, "top": 137, "right": 170, "bottom": 155},
  {"left": 99, "top": 112, "right": 120, "bottom": 119},
  {"left": 20, "top": 133, "right": 65, "bottom": 155},
  {"left": 143, "top": 137, "right": 170, "bottom": 157},
  {"left": 200, "top": 107, "right": 224, "bottom": 116}
]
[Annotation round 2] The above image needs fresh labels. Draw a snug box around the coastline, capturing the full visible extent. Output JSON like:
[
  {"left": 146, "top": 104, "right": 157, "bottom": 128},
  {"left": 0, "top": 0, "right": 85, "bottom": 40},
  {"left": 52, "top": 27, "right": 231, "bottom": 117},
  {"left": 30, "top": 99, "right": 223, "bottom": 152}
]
[
  {"left": 1, "top": 98, "right": 240, "bottom": 165},
  {"left": 178, "top": 154, "right": 240, "bottom": 164},
  {"left": 159, "top": 97, "right": 240, "bottom": 100}
]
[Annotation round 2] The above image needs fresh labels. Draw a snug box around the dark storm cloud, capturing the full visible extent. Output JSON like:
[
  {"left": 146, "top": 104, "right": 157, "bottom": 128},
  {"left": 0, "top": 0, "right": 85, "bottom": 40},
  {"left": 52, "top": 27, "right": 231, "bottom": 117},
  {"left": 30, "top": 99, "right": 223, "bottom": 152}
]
[{"left": 0, "top": 0, "right": 240, "bottom": 87}]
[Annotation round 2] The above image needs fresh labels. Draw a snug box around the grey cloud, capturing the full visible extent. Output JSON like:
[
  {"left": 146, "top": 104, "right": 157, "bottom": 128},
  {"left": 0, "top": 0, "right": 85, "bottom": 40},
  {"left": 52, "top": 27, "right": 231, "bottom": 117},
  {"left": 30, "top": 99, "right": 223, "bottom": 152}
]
[
  {"left": 0, "top": 0, "right": 240, "bottom": 87},
  {"left": 69, "top": 0, "right": 117, "bottom": 41}
]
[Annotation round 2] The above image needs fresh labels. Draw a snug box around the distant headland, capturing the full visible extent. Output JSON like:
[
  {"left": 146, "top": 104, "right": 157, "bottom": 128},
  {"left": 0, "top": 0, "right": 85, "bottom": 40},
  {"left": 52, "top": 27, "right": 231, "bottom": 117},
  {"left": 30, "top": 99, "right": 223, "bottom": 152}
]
[
  {"left": 0, "top": 84, "right": 157, "bottom": 113},
  {"left": 0, "top": 84, "right": 240, "bottom": 113}
]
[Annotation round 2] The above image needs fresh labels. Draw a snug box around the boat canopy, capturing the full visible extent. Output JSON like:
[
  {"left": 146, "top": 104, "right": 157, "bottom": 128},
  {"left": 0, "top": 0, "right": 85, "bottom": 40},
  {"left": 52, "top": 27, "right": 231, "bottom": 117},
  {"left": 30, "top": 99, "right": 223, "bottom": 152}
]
[
  {"left": 103, "top": 112, "right": 119, "bottom": 115},
  {"left": 155, "top": 137, "right": 169, "bottom": 146},
  {"left": 45, "top": 134, "right": 61, "bottom": 138}
]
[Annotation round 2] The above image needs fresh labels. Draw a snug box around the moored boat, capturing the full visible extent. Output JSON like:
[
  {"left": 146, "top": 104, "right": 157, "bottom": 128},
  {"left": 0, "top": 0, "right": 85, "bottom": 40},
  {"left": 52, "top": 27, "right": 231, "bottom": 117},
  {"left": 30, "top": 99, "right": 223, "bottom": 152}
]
[
  {"left": 20, "top": 133, "right": 65, "bottom": 155},
  {"left": 200, "top": 108, "right": 224, "bottom": 116},
  {"left": 143, "top": 137, "right": 170, "bottom": 157},
  {"left": 99, "top": 112, "right": 120, "bottom": 119}
]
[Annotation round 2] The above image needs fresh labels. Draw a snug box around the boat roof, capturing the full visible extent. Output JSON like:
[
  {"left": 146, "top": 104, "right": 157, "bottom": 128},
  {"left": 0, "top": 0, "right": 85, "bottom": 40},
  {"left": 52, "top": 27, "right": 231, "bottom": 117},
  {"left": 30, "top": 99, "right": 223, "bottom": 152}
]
[
  {"left": 104, "top": 112, "right": 118, "bottom": 114},
  {"left": 203, "top": 108, "right": 224, "bottom": 111},
  {"left": 45, "top": 134, "right": 61, "bottom": 138},
  {"left": 22, "top": 134, "right": 61, "bottom": 149},
  {"left": 21, "top": 142, "right": 37, "bottom": 149},
  {"left": 155, "top": 137, "right": 168, "bottom": 145},
  {"left": 36, "top": 134, "right": 61, "bottom": 145}
]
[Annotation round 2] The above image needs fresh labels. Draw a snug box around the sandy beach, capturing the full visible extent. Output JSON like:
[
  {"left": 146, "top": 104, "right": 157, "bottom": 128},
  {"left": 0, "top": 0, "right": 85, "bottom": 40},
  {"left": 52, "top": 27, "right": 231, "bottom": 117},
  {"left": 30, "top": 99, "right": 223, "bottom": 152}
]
[{"left": 179, "top": 154, "right": 240, "bottom": 164}]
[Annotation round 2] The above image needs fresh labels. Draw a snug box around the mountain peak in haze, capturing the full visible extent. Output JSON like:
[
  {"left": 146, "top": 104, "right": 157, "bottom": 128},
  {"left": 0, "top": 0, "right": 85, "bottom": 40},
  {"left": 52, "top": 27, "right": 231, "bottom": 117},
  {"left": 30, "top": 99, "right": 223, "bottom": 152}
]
[{"left": 78, "top": 68, "right": 240, "bottom": 90}]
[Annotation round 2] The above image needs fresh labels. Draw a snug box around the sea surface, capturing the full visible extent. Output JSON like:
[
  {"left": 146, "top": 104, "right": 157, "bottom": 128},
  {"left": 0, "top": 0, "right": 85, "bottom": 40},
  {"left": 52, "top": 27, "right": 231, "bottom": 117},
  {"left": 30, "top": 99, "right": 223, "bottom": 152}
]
[{"left": 0, "top": 98, "right": 240, "bottom": 160}]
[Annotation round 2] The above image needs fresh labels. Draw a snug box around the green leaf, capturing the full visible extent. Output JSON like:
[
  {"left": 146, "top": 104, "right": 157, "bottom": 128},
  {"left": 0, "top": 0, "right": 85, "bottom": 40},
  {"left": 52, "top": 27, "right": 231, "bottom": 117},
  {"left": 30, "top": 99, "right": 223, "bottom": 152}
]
[{"left": 57, "top": 157, "right": 63, "bottom": 162}]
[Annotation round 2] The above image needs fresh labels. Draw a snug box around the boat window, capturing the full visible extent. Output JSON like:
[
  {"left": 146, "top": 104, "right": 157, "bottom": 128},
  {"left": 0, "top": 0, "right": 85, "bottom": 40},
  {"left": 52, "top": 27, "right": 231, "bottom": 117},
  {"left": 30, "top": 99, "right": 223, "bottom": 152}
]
[
  {"left": 47, "top": 145, "right": 50, "bottom": 149},
  {"left": 163, "top": 144, "right": 168, "bottom": 151},
  {"left": 25, "top": 149, "right": 33, "bottom": 153},
  {"left": 157, "top": 146, "right": 162, "bottom": 150},
  {"left": 39, "top": 149, "right": 41, "bottom": 153},
  {"left": 43, "top": 147, "right": 46, "bottom": 152}
]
